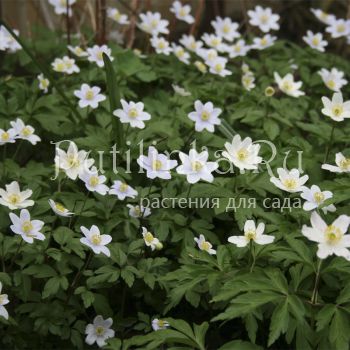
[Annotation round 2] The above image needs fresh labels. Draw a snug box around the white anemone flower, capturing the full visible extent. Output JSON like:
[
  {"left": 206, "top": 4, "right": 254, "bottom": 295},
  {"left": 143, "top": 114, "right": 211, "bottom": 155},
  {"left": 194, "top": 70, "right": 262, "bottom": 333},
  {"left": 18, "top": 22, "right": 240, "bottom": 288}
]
[
  {"left": 222, "top": 135, "right": 262, "bottom": 171},
  {"left": 107, "top": 7, "right": 129, "bottom": 25},
  {"left": 138, "top": 11, "right": 169, "bottom": 36},
  {"left": 321, "top": 92, "right": 350, "bottom": 121},
  {"left": 179, "top": 34, "right": 203, "bottom": 52},
  {"left": 62, "top": 56, "right": 80, "bottom": 74},
  {"left": 176, "top": 149, "right": 218, "bottom": 184},
  {"left": 303, "top": 31, "right": 328, "bottom": 52},
  {"left": 150, "top": 36, "right": 172, "bottom": 55},
  {"left": 9, "top": 209, "right": 45, "bottom": 244},
  {"left": 226, "top": 39, "right": 250, "bottom": 58},
  {"left": 10, "top": 118, "right": 41, "bottom": 145},
  {"left": 318, "top": 68, "right": 347, "bottom": 92},
  {"left": 310, "top": 8, "right": 336, "bottom": 25},
  {"left": 197, "top": 48, "right": 219, "bottom": 64},
  {"left": 302, "top": 211, "right": 350, "bottom": 260},
  {"left": 201, "top": 33, "right": 227, "bottom": 52},
  {"left": 247, "top": 6, "right": 280, "bottom": 33},
  {"left": 251, "top": 34, "right": 277, "bottom": 50},
  {"left": 137, "top": 146, "right": 178, "bottom": 180},
  {"left": 48, "top": 0, "right": 76, "bottom": 16},
  {"left": 127, "top": 204, "right": 151, "bottom": 218},
  {"left": 0, "top": 28, "right": 9, "bottom": 51},
  {"left": 113, "top": 100, "right": 151, "bottom": 129},
  {"left": 172, "top": 84, "right": 191, "bottom": 97},
  {"left": 211, "top": 16, "right": 240, "bottom": 42},
  {"left": 4, "top": 28, "right": 21, "bottom": 53},
  {"left": 85, "top": 315, "right": 115, "bottom": 348},
  {"left": 0, "top": 128, "right": 17, "bottom": 146},
  {"left": 0, "top": 282, "right": 9, "bottom": 320},
  {"left": 322, "top": 152, "right": 350, "bottom": 173},
  {"left": 80, "top": 225, "right": 111, "bottom": 257},
  {"left": 208, "top": 57, "right": 232, "bottom": 77},
  {"left": 79, "top": 166, "right": 109, "bottom": 195},
  {"left": 171, "top": 44, "right": 190, "bottom": 64},
  {"left": 188, "top": 100, "right": 222, "bottom": 133},
  {"left": 270, "top": 168, "right": 308, "bottom": 193},
  {"left": 87, "top": 45, "right": 113, "bottom": 67},
  {"left": 37, "top": 73, "right": 50, "bottom": 93},
  {"left": 54, "top": 141, "right": 94, "bottom": 180},
  {"left": 109, "top": 181, "right": 138, "bottom": 200},
  {"left": 194, "top": 60, "right": 208, "bottom": 74},
  {"left": 152, "top": 318, "right": 169, "bottom": 331},
  {"left": 74, "top": 84, "right": 106, "bottom": 109},
  {"left": 67, "top": 45, "right": 88, "bottom": 57},
  {"left": 242, "top": 73, "right": 256, "bottom": 91},
  {"left": 194, "top": 234, "right": 216, "bottom": 255},
  {"left": 274, "top": 72, "right": 305, "bottom": 97},
  {"left": 301, "top": 185, "right": 336, "bottom": 214},
  {"left": 170, "top": 1, "right": 194, "bottom": 24},
  {"left": 326, "top": 19, "right": 350, "bottom": 39},
  {"left": 48, "top": 199, "right": 74, "bottom": 217},
  {"left": 228, "top": 220, "right": 274, "bottom": 247},
  {"left": 142, "top": 227, "right": 162, "bottom": 251},
  {"left": 0, "top": 181, "right": 34, "bottom": 210}
]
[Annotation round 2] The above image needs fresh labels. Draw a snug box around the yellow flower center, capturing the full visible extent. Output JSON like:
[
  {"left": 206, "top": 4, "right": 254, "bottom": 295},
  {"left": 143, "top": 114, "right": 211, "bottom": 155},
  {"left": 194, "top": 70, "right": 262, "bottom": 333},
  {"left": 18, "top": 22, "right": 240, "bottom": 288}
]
[
  {"left": 9, "top": 194, "right": 20, "bottom": 205},
  {"left": 320, "top": 12, "right": 328, "bottom": 21},
  {"left": 75, "top": 47, "right": 83, "bottom": 55},
  {"left": 179, "top": 8, "right": 187, "bottom": 17},
  {"left": 208, "top": 52, "right": 216, "bottom": 60},
  {"left": 200, "top": 241, "right": 210, "bottom": 251},
  {"left": 339, "top": 158, "right": 350, "bottom": 170},
  {"left": 68, "top": 156, "right": 79, "bottom": 167},
  {"left": 56, "top": 62, "right": 65, "bottom": 72},
  {"left": 234, "top": 45, "right": 241, "bottom": 52},
  {"left": 22, "top": 127, "right": 32, "bottom": 137},
  {"left": 190, "top": 42, "right": 197, "bottom": 50},
  {"left": 211, "top": 38, "right": 220, "bottom": 46},
  {"left": 85, "top": 90, "right": 94, "bottom": 100},
  {"left": 246, "top": 230, "right": 256, "bottom": 240},
  {"left": 325, "top": 225, "right": 342, "bottom": 244},
  {"left": 237, "top": 148, "right": 248, "bottom": 161},
  {"left": 243, "top": 76, "right": 252, "bottom": 86},
  {"left": 158, "top": 41, "right": 166, "bottom": 49},
  {"left": 337, "top": 24, "right": 345, "bottom": 33},
  {"left": 152, "top": 159, "right": 162, "bottom": 171},
  {"left": 114, "top": 12, "right": 121, "bottom": 21},
  {"left": 55, "top": 203, "right": 66, "bottom": 212},
  {"left": 313, "top": 192, "right": 325, "bottom": 204},
  {"left": 1, "top": 132, "right": 9, "bottom": 141},
  {"left": 22, "top": 221, "right": 33, "bottom": 234},
  {"left": 214, "top": 63, "right": 223, "bottom": 73},
  {"left": 134, "top": 206, "right": 141, "bottom": 216},
  {"left": 260, "top": 37, "right": 268, "bottom": 46},
  {"left": 223, "top": 24, "right": 230, "bottom": 33},
  {"left": 191, "top": 161, "right": 203, "bottom": 172},
  {"left": 119, "top": 183, "right": 129, "bottom": 192},
  {"left": 176, "top": 48, "right": 184, "bottom": 57},
  {"left": 95, "top": 326, "right": 105, "bottom": 335},
  {"left": 157, "top": 320, "right": 166, "bottom": 328},
  {"left": 265, "top": 86, "right": 275, "bottom": 96},
  {"left": 332, "top": 105, "right": 343, "bottom": 117},
  {"left": 195, "top": 61, "right": 206, "bottom": 73},
  {"left": 41, "top": 79, "right": 49, "bottom": 88},
  {"left": 144, "top": 232, "right": 154, "bottom": 243},
  {"left": 327, "top": 80, "right": 335, "bottom": 89},
  {"left": 260, "top": 14, "right": 269, "bottom": 24},
  {"left": 97, "top": 51, "right": 103, "bottom": 60},
  {"left": 89, "top": 176, "right": 99, "bottom": 187},
  {"left": 91, "top": 234, "right": 102, "bottom": 245},
  {"left": 128, "top": 108, "right": 138, "bottom": 118},
  {"left": 283, "top": 178, "right": 297, "bottom": 190},
  {"left": 65, "top": 61, "right": 73, "bottom": 69},
  {"left": 201, "top": 111, "right": 210, "bottom": 121},
  {"left": 311, "top": 37, "right": 320, "bottom": 46},
  {"left": 151, "top": 19, "right": 159, "bottom": 28},
  {"left": 282, "top": 81, "right": 293, "bottom": 91}
]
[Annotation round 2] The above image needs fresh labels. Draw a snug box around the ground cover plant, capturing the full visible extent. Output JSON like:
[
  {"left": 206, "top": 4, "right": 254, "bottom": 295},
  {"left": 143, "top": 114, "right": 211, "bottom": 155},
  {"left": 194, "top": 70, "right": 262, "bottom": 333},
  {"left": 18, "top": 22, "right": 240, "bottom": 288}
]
[{"left": 0, "top": 0, "right": 350, "bottom": 349}]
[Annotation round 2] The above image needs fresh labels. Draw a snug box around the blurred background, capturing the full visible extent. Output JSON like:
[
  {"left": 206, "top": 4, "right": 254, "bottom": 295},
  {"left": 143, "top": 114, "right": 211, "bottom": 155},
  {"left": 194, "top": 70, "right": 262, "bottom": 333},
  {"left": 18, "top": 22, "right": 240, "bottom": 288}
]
[{"left": 1, "top": 0, "right": 349, "bottom": 50}]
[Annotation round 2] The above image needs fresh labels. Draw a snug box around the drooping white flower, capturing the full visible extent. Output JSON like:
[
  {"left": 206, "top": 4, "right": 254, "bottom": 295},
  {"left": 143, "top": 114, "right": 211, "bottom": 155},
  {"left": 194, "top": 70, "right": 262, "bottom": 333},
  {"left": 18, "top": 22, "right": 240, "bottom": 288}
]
[
  {"left": 150, "top": 36, "right": 172, "bottom": 55},
  {"left": 310, "top": 8, "right": 336, "bottom": 25},
  {"left": 179, "top": 34, "right": 203, "bottom": 52},
  {"left": 74, "top": 84, "right": 106, "bottom": 109},
  {"left": 137, "top": 146, "right": 177, "bottom": 180},
  {"left": 109, "top": 181, "right": 138, "bottom": 200},
  {"left": 152, "top": 318, "right": 169, "bottom": 331},
  {"left": 9, "top": 209, "right": 45, "bottom": 244},
  {"left": 194, "top": 234, "right": 216, "bottom": 255},
  {"left": 322, "top": 152, "right": 350, "bottom": 173},
  {"left": 326, "top": 19, "right": 350, "bottom": 39},
  {"left": 242, "top": 73, "right": 255, "bottom": 91},
  {"left": 48, "top": 199, "right": 74, "bottom": 217},
  {"left": 54, "top": 141, "right": 94, "bottom": 180},
  {"left": 318, "top": 68, "right": 347, "bottom": 92},
  {"left": 170, "top": 1, "right": 194, "bottom": 24},
  {"left": 194, "top": 60, "right": 207, "bottom": 74},
  {"left": 0, "top": 282, "right": 9, "bottom": 320},
  {"left": 321, "top": 92, "right": 350, "bottom": 121},
  {"left": 0, "top": 181, "right": 34, "bottom": 210},
  {"left": 222, "top": 135, "right": 262, "bottom": 171},
  {"left": 171, "top": 44, "right": 190, "bottom": 64},
  {"left": 172, "top": 84, "right": 191, "bottom": 97},
  {"left": 79, "top": 166, "right": 109, "bottom": 195},
  {"left": 228, "top": 220, "right": 274, "bottom": 247},
  {"left": 62, "top": 55, "right": 80, "bottom": 74},
  {"left": 251, "top": 34, "right": 276, "bottom": 50},
  {"left": 142, "top": 227, "right": 162, "bottom": 251},
  {"left": 37, "top": 73, "right": 50, "bottom": 93},
  {"left": 68, "top": 45, "right": 88, "bottom": 57},
  {"left": 127, "top": 204, "right": 151, "bottom": 218},
  {"left": 211, "top": 16, "right": 240, "bottom": 42},
  {"left": 10, "top": 118, "right": 41, "bottom": 145},
  {"left": 188, "top": 100, "right": 222, "bottom": 133},
  {"left": 85, "top": 315, "right": 115, "bottom": 348},
  {"left": 270, "top": 168, "right": 308, "bottom": 193},
  {"left": 303, "top": 31, "right": 328, "bottom": 52},
  {"left": 138, "top": 11, "right": 169, "bottom": 36},
  {"left": 176, "top": 149, "right": 218, "bottom": 184},
  {"left": 51, "top": 58, "right": 66, "bottom": 73},
  {"left": 302, "top": 211, "right": 350, "bottom": 260},
  {"left": 48, "top": 0, "right": 76, "bottom": 16},
  {"left": 113, "top": 100, "right": 151, "bottom": 129},
  {"left": 301, "top": 185, "right": 336, "bottom": 214},
  {"left": 107, "top": 7, "right": 129, "bottom": 25},
  {"left": 248, "top": 5, "right": 280, "bottom": 33},
  {"left": 225, "top": 39, "right": 250, "bottom": 58},
  {"left": 0, "top": 128, "right": 16, "bottom": 146},
  {"left": 274, "top": 72, "right": 305, "bottom": 98},
  {"left": 87, "top": 45, "right": 113, "bottom": 68},
  {"left": 208, "top": 57, "right": 232, "bottom": 77},
  {"left": 201, "top": 33, "right": 227, "bottom": 52},
  {"left": 80, "top": 225, "right": 111, "bottom": 257}
]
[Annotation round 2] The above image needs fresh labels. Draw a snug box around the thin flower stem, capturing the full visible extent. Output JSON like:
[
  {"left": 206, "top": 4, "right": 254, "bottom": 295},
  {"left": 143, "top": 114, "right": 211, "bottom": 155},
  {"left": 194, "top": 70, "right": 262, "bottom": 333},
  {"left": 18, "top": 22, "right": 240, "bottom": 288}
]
[
  {"left": 186, "top": 183, "right": 192, "bottom": 200},
  {"left": 2, "top": 144, "right": 7, "bottom": 161},
  {"left": 249, "top": 241, "right": 256, "bottom": 273},
  {"left": 311, "top": 259, "right": 322, "bottom": 304},
  {"left": 12, "top": 140, "right": 23, "bottom": 161},
  {"left": 324, "top": 124, "right": 335, "bottom": 163},
  {"left": 9, "top": 240, "right": 24, "bottom": 270}
]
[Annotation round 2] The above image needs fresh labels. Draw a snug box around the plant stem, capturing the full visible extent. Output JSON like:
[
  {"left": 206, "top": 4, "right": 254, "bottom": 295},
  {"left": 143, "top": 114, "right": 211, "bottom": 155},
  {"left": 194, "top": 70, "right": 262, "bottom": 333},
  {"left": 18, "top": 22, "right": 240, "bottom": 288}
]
[
  {"left": 311, "top": 259, "right": 322, "bottom": 304},
  {"left": 186, "top": 183, "right": 192, "bottom": 200},
  {"left": 9, "top": 240, "right": 24, "bottom": 270},
  {"left": 249, "top": 241, "right": 256, "bottom": 273},
  {"left": 12, "top": 140, "right": 23, "bottom": 161},
  {"left": 324, "top": 124, "right": 335, "bottom": 163}
]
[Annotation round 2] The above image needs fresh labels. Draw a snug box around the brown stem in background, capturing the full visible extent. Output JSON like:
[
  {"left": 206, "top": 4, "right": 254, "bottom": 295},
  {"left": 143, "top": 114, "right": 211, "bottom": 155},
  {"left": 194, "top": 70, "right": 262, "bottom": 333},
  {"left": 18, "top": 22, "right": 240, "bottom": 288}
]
[
  {"left": 66, "top": 0, "right": 71, "bottom": 53},
  {"left": 126, "top": 0, "right": 140, "bottom": 49},
  {"left": 119, "top": 0, "right": 139, "bottom": 17},
  {"left": 190, "top": 0, "right": 204, "bottom": 36},
  {"left": 95, "top": 0, "right": 106, "bottom": 45}
]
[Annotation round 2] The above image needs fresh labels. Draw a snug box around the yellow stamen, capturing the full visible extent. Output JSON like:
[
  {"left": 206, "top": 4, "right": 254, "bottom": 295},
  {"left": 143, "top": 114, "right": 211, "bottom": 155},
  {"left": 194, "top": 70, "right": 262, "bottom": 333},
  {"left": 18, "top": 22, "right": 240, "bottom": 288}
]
[
  {"left": 119, "top": 183, "right": 128, "bottom": 192},
  {"left": 128, "top": 108, "right": 138, "bottom": 118},
  {"left": 95, "top": 326, "right": 105, "bottom": 335},
  {"left": 152, "top": 160, "right": 162, "bottom": 171},
  {"left": 246, "top": 230, "right": 256, "bottom": 240},
  {"left": 283, "top": 179, "right": 297, "bottom": 190},
  {"left": 22, "top": 221, "right": 33, "bottom": 234},
  {"left": 144, "top": 232, "right": 154, "bottom": 243},
  {"left": 89, "top": 176, "right": 99, "bottom": 187},
  {"left": 1, "top": 132, "right": 9, "bottom": 141},
  {"left": 22, "top": 127, "right": 32, "bottom": 137},
  {"left": 85, "top": 90, "right": 94, "bottom": 100},
  {"left": 91, "top": 234, "right": 102, "bottom": 245},
  {"left": 325, "top": 225, "right": 342, "bottom": 244},
  {"left": 313, "top": 192, "right": 325, "bottom": 204},
  {"left": 237, "top": 148, "right": 248, "bottom": 161},
  {"left": 191, "top": 161, "right": 203, "bottom": 172},
  {"left": 9, "top": 194, "right": 20, "bottom": 205}
]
